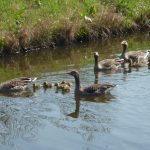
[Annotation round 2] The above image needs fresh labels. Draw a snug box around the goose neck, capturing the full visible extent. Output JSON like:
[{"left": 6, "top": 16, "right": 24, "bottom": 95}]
[
  {"left": 74, "top": 75, "right": 81, "bottom": 91},
  {"left": 121, "top": 46, "right": 127, "bottom": 59},
  {"left": 94, "top": 56, "right": 99, "bottom": 68}
]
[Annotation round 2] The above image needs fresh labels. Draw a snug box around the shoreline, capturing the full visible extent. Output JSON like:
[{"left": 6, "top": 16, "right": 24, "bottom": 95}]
[
  {"left": 0, "top": 26, "right": 149, "bottom": 56},
  {"left": 0, "top": 1, "right": 150, "bottom": 55}
]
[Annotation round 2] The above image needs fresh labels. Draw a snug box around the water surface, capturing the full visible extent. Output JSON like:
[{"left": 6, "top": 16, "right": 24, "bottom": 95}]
[{"left": 0, "top": 34, "right": 150, "bottom": 150}]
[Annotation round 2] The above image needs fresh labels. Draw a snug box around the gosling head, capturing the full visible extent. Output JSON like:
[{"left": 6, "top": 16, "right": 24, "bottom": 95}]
[
  {"left": 43, "top": 82, "right": 48, "bottom": 86},
  {"left": 66, "top": 70, "right": 79, "bottom": 78},
  {"left": 121, "top": 40, "right": 128, "bottom": 50},
  {"left": 54, "top": 83, "right": 60, "bottom": 87}
]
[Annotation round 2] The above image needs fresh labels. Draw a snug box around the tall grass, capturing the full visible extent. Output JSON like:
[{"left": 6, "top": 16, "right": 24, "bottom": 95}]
[{"left": 0, "top": 0, "right": 149, "bottom": 54}]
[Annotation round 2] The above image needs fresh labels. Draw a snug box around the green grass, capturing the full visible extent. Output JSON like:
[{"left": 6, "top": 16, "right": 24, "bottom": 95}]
[{"left": 0, "top": 0, "right": 150, "bottom": 53}]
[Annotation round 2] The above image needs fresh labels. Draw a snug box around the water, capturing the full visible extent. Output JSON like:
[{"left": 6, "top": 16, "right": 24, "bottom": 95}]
[{"left": 0, "top": 34, "right": 150, "bottom": 150}]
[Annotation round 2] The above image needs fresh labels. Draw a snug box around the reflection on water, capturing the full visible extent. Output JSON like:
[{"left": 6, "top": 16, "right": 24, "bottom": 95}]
[
  {"left": 68, "top": 93, "right": 115, "bottom": 118},
  {"left": 0, "top": 34, "right": 150, "bottom": 150}
]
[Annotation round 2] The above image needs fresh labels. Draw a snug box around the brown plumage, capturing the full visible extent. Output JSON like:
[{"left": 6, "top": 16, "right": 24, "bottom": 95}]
[
  {"left": 0, "top": 77, "right": 37, "bottom": 93},
  {"left": 67, "top": 70, "right": 116, "bottom": 96},
  {"left": 120, "top": 40, "right": 149, "bottom": 67},
  {"left": 43, "top": 82, "right": 53, "bottom": 89},
  {"left": 94, "top": 52, "right": 123, "bottom": 71}
]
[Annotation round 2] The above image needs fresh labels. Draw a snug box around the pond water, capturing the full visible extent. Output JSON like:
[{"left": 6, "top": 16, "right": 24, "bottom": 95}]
[{"left": 0, "top": 34, "right": 150, "bottom": 150}]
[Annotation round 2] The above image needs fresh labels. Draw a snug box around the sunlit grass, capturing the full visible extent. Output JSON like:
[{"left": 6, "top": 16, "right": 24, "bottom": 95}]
[{"left": 0, "top": 0, "right": 149, "bottom": 53}]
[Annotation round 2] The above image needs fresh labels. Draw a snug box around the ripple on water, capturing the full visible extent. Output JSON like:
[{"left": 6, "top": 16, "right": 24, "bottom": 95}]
[{"left": 0, "top": 36, "right": 150, "bottom": 149}]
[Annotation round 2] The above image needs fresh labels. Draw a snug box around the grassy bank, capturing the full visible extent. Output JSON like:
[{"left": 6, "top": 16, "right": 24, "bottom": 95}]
[{"left": 0, "top": 0, "right": 150, "bottom": 54}]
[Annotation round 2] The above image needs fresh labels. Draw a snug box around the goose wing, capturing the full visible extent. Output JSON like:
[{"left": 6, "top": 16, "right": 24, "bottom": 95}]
[
  {"left": 100, "top": 59, "right": 122, "bottom": 67},
  {"left": 127, "top": 50, "right": 148, "bottom": 58},
  {"left": 83, "top": 83, "right": 116, "bottom": 94},
  {"left": 99, "top": 59, "right": 115, "bottom": 67},
  {"left": 0, "top": 77, "right": 36, "bottom": 91}
]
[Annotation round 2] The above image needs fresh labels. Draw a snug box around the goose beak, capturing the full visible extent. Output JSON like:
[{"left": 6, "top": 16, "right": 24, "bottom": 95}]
[{"left": 66, "top": 72, "right": 71, "bottom": 75}]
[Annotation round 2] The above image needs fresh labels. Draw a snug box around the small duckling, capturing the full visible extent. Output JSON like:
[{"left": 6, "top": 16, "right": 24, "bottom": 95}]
[
  {"left": 55, "top": 81, "right": 72, "bottom": 92},
  {"left": 54, "top": 83, "right": 60, "bottom": 88},
  {"left": 62, "top": 84, "right": 71, "bottom": 92},
  {"left": 55, "top": 83, "right": 64, "bottom": 90},
  {"left": 33, "top": 83, "right": 40, "bottom": 91},
  {"left": 43, "top": 82, "right": 54, "bottom": 89},
  {"left": 61, "top": 80, "right": 72, "bottom": 87},
  {"left": 54, "top": 83, "right": 60, "bottom": 87}
]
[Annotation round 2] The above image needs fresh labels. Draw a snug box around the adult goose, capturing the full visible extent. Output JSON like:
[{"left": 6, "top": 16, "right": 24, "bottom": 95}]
[
  {"left": 0, "top": 77, "right": 37, "bottom": 96},
  {"left": 120, "top": 40, "right": 149, "bottom": 67},
  {"left": 94, "top": 52, "right": 123, "bottom": 71},
  {"left": 67, "top": 70, "right": 116, "bottom": 96}
]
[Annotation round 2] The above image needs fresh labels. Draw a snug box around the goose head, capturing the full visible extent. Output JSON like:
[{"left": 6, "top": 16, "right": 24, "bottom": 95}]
[
  {"left": 94, "top": 52, "right": 99, "bottom": 58},
  {"left": 67, "top": 70, "right": 79, "bottom": 78},
  {"left": 121, "top": 40, "right": 128, "bottom": 51}
]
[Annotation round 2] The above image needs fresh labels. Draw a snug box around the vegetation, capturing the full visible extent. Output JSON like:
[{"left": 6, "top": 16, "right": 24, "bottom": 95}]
[{"left": 0, "top": 0, "right": 150, "bottom": 54}]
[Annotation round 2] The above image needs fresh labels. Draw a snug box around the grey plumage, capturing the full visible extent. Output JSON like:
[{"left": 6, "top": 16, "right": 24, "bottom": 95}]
[
  {"left": 67, "top": 70, "right": 116, "bottom": 96},
  {"left": 94, "top": 52, "right": 123, "bottom": 71},
  {"left": 120, "top": 40, "right": 149, "bottom": 67},
  {"left": 0, "top": 77, "right": 37, "bottom": 96}
]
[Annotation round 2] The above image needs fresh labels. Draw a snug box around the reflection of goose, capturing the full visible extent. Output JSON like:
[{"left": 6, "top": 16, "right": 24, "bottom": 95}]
[
  {"left": 123, "top": 66, "right": 132, "bottom": 74},
  {"left": 94, "top": 71, "right": 99, "bottom": 84},
  {"left": 67, "top": 93, "right": 115, "bottom": 119},
  {"left": 94, "top": 52, "right": 123, "bottom": 71},
  {"left": 0, "top": 77, "right": 36, "bottom": 97},
  {"left": 120, "top": 40, "right": 149, "bottom": 67},
  {"left": 67, "top": 98, "right": 80, "bottom": 118},
  {"left": 67, "top": 70, "right": 116, "bottom": 96}
]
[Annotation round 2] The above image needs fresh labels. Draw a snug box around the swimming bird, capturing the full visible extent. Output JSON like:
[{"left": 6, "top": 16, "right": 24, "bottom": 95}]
[
  {"left": 61, "top": 80, "right": 72, "bottom": 87},
  {"left": 62, "top": 84, "right": 71, "bottom": 92},
  {"left": 33, "top": 83, "right": 41, "bottom": 91},
  {"left": 94, "top": 52, "right": 123, "bottom": 71},
  {"left": 0, "top": 77, "right": 37, "bottom": 96},
  {"left": 43, "top": 82, "right": 54, "bottom": 89},
  {"left": 120, "top": 40, "right": 149, "bottom": 67},
  {"left": 67, "top": 70, "right": 116, "bottom": 96},
  {"left": 54, "top": 81, "right": 71, "bottom": 92}
]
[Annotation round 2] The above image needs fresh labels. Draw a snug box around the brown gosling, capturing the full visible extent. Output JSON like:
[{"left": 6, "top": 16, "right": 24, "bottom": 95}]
[
  {"left": 120, "top": 40, "right": 149, "bottom": 67},
  {"left": 62, "top": 84, "right": 71, "bottom": 92},
  {"left": 54, "top": 83, "right": 62, "bottom": 89},
  {"left": 33, "top": 83, "right": 40, "bottom": 91},
  {"left": 94, "top": 52, "right": 124, "bottom": 71},
  {"left": 55, "top": 81, "right": 72, "bottom": 90},
  {"left": 67, "top": 70, "right": 116, "bottom": 96},
  {"left": 61, "top": 80, "right": 72, "bottom": 86},
  {"left": 43, "top": 82, "right": 54, "bottom": 89}
]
